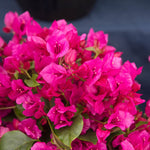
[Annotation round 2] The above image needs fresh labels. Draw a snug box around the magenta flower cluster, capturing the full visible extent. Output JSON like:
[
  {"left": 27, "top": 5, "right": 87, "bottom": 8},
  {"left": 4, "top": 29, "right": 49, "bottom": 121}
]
[{"left": 0, "top": 11, "right": 150, "bottom": 150}]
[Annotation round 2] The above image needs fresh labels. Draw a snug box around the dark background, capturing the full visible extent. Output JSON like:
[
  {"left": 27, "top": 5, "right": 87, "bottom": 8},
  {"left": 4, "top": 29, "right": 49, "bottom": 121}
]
[{"left": 0, "top": 0, "right": 150, "bottom": 110}]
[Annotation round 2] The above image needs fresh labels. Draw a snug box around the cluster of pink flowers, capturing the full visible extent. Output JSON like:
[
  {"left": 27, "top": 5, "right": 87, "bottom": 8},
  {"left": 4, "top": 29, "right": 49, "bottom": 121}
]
[{"left": 0, "top": 11, "right": 150, "bottom": 150}]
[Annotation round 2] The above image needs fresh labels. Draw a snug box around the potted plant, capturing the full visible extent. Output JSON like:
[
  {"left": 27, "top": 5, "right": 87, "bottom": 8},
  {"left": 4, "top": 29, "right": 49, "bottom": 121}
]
[{"left": 0, "top": 11, "right": 150, "bottom": 150}]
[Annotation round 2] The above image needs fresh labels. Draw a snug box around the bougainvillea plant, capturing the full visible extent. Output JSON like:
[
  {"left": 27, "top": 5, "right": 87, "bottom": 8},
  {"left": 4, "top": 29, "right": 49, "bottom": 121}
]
[{"left": 0, "top": 11, "right": 150, "bottom": 150}]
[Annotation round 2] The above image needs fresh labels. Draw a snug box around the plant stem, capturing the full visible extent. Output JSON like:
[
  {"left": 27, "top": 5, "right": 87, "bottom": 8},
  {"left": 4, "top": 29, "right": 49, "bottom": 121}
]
[
  {"left": 91, "top": 118, "right": 107, "bottom": 125},
  {"left": 46, "top": 117, "right": 65, "bottom": 150},
  {"left": 107, "top": 143, "right": 113, "bottom": 150},
  {"left": 46, "top": 116, "right": 54, "bottom": 134},
  {"left": 73, "top": 74, "right": 85, "bottom": 82},
  {"left": 0, "top": 106, "right": 16, "bottom": 110},
  {"left": 61, "top": 91, "right": 69, "bottom": 106},
  {"left": 21, "top": 68, "right": 31, "bottom": 79},
  {"left": 126, "top": 127, "right": 130, "bottom": 135}
]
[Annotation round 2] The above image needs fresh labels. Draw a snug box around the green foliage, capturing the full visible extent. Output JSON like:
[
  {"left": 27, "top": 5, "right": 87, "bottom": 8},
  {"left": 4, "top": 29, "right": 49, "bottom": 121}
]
[
  {"left": 14, "top": 71, "right": 19, "bottom": 79},
  {"left": 85, "top": 47, "right": 95, "bottom": 51},
  {"left": 46, "top": 117, "right": 70, "bottom": 150},
  {"left": 24, "top": 74, "right": 40, "bottom": 87},
  {"left": 14, "top": 104, "right": 26, "bottom": 121},
  {"left": 0, "top": 131, "right": 36, "bottom": 150},
  {"left": 135, "top": 121, "right": 148, "bottom": 128},
  {"left": 106, "top": 129, "right": 125, "bottom": 145},
  {"left": 55, "top": 114, "right": 83, "bottom": 148},
  {"left": 78, "top": 129, "right": 98, "bottom": 145}
]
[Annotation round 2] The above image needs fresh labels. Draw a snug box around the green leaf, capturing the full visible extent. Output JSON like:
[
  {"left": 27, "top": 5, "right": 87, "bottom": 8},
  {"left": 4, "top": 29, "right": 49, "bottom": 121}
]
[
  {"left": 74, "top": 104, "right": 84, "bottom": 117},
  {"left": 0, "top": 130, "right": 36, "bottom": 150},
  {"left": 24, "top": 79, "right": 40, "bottom": 87},
  {"left": 41, "top": 97, "right": 51, "bottom": 113},
  {"left": 55, "top": 114, "right": 83, "bottom": 148},
  {"left": 106, "top": 129, "right": 125, "bottom": 145},
  {"left": 76, "top": 58, "right": 82, "bottom": 66},
  {"left": 14, "top": 104, "right": 26, "bottom": 121},
  {"left": 14, "top": 71, "right": 19, "bottom": 79},
  {"left": 46, "top": 117, "right": 70, "bottom": 150},
  {"left": 82, "top": 113, "right": 89, "bottom": 119},
  {"left": 24, "top": 74, "right": 40, "bottom": 87},
  {"left": 78, "top": 129, "right": 98, "bottom": 145},
  {"left": 76, "top": 58, "right": 81, "bottom": 63},
  {"left": 135, "top": 121, "right": 148, "bottom": 128},
  {"left": 85, "top": 47, "right": 95, "bottom": 52},
  {"left": 30, "top": 61, "right": 35, "bottom": 70},
  {"left": 94, "top": 51, "right": 100, "bottom": 59},
  {"left": 32, "top": 74, "right": 38, "bottom": 80},
  {"left": 52, "top": 133, "right": 70, "bottom": 150}
]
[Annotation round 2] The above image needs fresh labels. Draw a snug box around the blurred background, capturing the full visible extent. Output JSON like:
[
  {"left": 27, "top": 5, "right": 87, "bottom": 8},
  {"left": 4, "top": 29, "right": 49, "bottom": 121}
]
[{"left": 0, "top": 0, "right": 150, "bottom": 110}]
